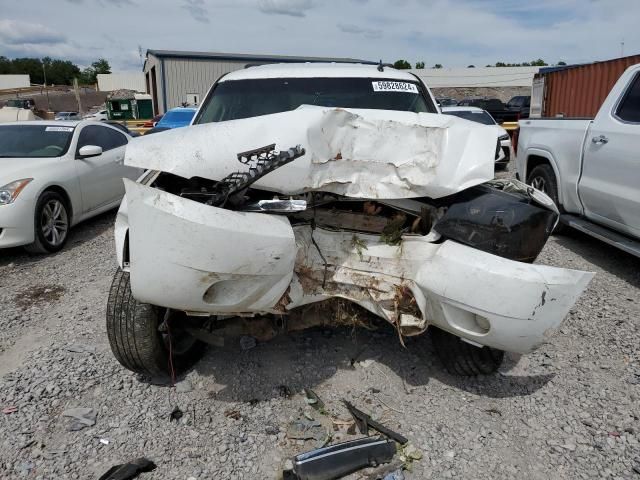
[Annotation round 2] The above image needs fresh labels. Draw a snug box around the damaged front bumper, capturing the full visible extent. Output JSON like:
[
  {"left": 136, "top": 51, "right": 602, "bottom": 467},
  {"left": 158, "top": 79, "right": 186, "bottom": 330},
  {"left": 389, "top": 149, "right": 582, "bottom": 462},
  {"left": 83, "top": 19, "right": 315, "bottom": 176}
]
[{"left": 118, "top": 179, "right": 593, "bottom": 354}]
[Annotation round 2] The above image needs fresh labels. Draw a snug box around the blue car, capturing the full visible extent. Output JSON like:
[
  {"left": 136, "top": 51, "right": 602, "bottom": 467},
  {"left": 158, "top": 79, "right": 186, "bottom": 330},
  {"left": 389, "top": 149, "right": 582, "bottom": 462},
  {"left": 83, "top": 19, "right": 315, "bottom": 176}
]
[{"left": 145, "top": 107, "right": 197, "bottom": 135}]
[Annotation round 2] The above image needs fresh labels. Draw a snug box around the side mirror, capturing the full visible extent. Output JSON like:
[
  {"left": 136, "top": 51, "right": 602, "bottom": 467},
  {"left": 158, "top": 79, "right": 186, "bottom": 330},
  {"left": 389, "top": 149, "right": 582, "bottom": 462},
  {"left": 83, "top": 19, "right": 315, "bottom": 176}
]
[{"left": 78, "top": 145, "right": 103, "bottom": 158}]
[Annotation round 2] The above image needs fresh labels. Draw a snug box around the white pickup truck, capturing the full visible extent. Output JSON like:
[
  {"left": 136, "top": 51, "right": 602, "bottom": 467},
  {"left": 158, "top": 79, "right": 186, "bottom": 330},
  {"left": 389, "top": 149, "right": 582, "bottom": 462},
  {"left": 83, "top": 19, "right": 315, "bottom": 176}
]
[{"left": 516, "top": 63, "right": 640, "bottom": 257}]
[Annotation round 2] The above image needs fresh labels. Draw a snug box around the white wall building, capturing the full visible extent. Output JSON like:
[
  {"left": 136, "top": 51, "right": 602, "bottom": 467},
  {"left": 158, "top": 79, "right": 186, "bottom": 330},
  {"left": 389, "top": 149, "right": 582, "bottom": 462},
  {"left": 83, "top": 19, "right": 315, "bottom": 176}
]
[
  {"left": 97, "top": 72, "right": 146, "bottom": 93},
  {"left": 410, "top": 67, "right": 541, "bottom": 88},
  {"left": 0, "top": 75, "right": 30, "bottom": 90}
]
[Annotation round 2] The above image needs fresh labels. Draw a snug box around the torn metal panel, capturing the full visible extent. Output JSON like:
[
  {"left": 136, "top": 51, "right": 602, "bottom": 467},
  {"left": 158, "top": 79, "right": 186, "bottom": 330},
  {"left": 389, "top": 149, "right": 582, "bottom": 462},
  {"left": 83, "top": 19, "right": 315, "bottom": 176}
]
[
  {"left": 124, "top": 106, "right": 496, "bottom": 200},
  {"left": 122, "top": 181, "right": 593, "bottom": 354}
]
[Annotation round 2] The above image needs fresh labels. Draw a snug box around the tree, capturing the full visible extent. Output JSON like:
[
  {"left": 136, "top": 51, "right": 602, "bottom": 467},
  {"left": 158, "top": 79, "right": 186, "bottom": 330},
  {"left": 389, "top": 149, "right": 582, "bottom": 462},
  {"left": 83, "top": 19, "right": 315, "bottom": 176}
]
[
  {"left": 529, "top": 58, "right": 548, "bottom": 66},
  {"left": 0, "top": 56, "right": 11, "bottom": 74},
  {"left": 393, "top": 59, "right": 411, "bottom": 69},
  {"left": 78, "top": 58, "right": 112, "bottom": 85},
  {"left": 415, "top": 61, "right": 425, "bottom": 69},
  {"left": 467, "top": 65, "right": 475, "bottom": 68},
  {"left": 432, "top": 64, "right": 443, "bottom": 69},
  {"left": 91, "top": 58, "right": 111, "bottom": 75},
  {"left": 557, "top": 61, "right": 567, "bottom": 66}
]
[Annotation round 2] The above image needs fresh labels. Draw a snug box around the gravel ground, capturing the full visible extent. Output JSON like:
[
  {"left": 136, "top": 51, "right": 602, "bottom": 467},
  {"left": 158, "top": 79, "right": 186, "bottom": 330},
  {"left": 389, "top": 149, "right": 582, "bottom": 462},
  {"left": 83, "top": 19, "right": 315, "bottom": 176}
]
[{"left": 1, "top": 179, "right": 639, "bottom": 479}]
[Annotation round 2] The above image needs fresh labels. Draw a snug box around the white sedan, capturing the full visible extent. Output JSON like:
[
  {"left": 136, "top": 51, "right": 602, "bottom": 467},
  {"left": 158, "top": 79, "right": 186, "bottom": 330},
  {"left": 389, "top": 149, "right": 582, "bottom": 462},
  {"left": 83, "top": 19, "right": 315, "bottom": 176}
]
[
  {"left": 0, "top": 120, "right": 141, "bottom": 253},
  {"left": 441, "top": 106, "right": 513, "bottom": 169}
]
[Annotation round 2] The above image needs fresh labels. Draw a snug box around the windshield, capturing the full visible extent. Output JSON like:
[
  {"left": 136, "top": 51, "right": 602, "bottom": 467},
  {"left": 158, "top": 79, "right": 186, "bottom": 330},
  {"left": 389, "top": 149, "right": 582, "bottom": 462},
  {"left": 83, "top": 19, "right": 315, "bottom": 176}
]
[
  {"left": 159, "top": 110, "right": 195, "bottom": 125},
  {"left": 0, "top": 125, "right": 74, "bottom": 158},
  {"left": 196, "top": 77, "right": 435, "bottom": 123},
  {"left": 443, "top": 110, "right": 496, "bottom": 126}
]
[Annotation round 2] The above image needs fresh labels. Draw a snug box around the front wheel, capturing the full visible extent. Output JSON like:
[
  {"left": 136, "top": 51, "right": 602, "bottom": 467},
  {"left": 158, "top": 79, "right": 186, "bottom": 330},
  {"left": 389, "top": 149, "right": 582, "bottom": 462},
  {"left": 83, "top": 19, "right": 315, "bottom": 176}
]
[
  {"left": 25, "top": 191, "right": 69, "bottom": 254},
  {"left": 431, "top": 327, "right": 504, "bottom": 376},
  {"left": 106, "top": 269, "right": 205, "bottom": 378},
  {"left": 527, "top": 164, "right": 565, "bottom": 234}
]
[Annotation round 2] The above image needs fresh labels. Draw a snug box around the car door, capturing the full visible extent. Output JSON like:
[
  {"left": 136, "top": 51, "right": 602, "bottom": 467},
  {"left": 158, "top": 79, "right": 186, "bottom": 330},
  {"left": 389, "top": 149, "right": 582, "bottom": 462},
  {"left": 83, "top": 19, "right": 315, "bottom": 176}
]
[
  {"left": 74, "top": 124, "right": 129, "bottom": 213},
  {"left": 578, "top": 71, "right": 640, "bottom": 238}
]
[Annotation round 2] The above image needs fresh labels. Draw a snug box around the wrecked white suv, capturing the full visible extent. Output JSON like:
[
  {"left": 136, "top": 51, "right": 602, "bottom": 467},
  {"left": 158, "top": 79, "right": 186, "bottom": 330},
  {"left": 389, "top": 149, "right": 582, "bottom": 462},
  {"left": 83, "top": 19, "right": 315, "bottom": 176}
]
[{"left": 106, "top": 63, "right": 593, "bottom": 378}]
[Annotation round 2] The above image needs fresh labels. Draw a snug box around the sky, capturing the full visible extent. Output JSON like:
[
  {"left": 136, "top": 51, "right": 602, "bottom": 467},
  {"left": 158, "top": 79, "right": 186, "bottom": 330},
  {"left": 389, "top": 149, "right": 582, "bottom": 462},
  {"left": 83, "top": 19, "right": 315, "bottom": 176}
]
[{"left": 0, "top": 0, "right": 638, "bottom": 71}]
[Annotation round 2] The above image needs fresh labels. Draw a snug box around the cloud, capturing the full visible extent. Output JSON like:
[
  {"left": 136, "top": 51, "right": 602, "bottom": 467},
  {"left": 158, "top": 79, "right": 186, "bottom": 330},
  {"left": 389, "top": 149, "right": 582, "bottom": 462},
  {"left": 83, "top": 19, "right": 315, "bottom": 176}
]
[
  {"left": 258, "top": 0, "right": 314, "bottom": 17},
  {"left": 338, "top": 23, "right": 382, "bottom": 39},
  {"left": 0, "top": 19, "right": 66, "bottom": 45},
  {"left": 182, "top": 0, "right": 210, "bottom": 23}
]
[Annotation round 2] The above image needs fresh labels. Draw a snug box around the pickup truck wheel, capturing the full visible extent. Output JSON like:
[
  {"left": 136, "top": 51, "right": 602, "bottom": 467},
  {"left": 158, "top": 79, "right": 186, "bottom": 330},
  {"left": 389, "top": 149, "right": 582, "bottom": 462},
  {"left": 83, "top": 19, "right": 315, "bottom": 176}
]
[
  {"left": 431, "top": 327, "right": 504, "bottom": 376},
  {"left": 106, "top": 269, "right": 205, "bottom": 378},
  {"left": 527, "top": 164, "right": 566, "bottom": 234}
]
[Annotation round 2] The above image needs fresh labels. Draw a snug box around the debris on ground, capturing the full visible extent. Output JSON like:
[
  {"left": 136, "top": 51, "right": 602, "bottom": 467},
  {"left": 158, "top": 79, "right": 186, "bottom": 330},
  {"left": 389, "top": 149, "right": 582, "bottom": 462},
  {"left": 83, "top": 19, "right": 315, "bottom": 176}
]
[
  {"left": 304, "top": 388, "right": 326, "bottom": 413},
  {"left": 289, "top": 436, "right": 396, "bottom": 480},
  {"left": 239, "top": 335, "right": 257, "bottom": 351},
  {"left": 169, "top": 407, "right": 183, "bottom": 422},
  {"left": 64, "top": 343, "right": 97, "bottom": 354},
  {"left": 62, "top": 407, "right": 97, "bottom": 431},
  {"left": 343, "top": 400, "right": 408, "bottom": 444},
  {"left": 224, "top": 409, "right": 242, "bottom": 420},
  {"left": 2, "top": 406, "right": 17, "bottom": 415},
  {"left": 97, "top": 457, "right": 157, "bottom": 480},
  {"left": 286, "top": 417, "right": 329, "bottom": 447}
]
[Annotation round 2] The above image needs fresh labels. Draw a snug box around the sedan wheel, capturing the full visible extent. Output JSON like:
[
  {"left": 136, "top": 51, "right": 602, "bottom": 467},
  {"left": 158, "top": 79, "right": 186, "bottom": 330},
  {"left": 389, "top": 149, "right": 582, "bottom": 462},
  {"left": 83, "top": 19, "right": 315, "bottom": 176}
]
[
  {"left": 41, "top": 199, "right": 68, "bottom": 247},
  {"left": 25, "top": 191, "right": 70, "bottom": 254}
]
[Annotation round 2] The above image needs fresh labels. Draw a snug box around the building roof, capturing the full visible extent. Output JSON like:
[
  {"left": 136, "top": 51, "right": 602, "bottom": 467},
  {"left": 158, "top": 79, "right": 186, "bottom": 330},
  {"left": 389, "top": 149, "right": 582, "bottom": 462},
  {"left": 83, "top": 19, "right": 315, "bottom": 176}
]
[
  {"left": 410, "top": 66, "right": 540, "bottom": 87},
  {"left": 220, "top": 62, "right": 418, "bottom": 81},
  {"left": 146, "top": 49, "right": 376, "bottom": 65}
]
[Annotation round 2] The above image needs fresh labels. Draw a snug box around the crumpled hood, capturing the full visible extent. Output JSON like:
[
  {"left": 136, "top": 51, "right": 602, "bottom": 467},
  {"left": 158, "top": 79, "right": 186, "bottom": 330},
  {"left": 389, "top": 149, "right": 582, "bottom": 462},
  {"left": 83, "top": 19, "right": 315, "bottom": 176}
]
[{"left": 124, "top": 106, "right": 498, "bottom": 199}]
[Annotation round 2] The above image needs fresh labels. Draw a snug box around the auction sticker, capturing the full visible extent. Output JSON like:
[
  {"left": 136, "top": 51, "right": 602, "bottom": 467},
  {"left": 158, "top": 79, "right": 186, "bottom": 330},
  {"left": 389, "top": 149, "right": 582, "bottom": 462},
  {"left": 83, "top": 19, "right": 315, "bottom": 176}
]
[
  {"left": 45, "top": 126, "right": 74, "bottom": 132},
  {"left": 372, "top": 81, "right": 418, "bottom": 93}
]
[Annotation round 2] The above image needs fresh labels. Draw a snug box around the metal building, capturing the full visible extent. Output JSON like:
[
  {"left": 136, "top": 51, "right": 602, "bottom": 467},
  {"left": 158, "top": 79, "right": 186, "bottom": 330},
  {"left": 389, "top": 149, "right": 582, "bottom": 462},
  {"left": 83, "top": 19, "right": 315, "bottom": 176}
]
[{"left": 143, "top": 49, "right": 375, "bottom": 115}]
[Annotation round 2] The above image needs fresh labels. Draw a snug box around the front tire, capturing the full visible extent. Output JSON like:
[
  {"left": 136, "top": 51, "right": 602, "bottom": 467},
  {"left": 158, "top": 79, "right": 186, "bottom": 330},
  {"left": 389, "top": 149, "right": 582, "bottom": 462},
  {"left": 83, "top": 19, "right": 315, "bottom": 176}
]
[
  {"left": 527, "top": 164, "right": 565, "bottom": 234},
  {"left": 25, "top": 191, "right": 70, "bottom": 254},
  {"left": 106, "top": 269, "right": 205, "bottom": 377},
  {"left": 431, "top": 327, "right": 504, "bottom": 376}
]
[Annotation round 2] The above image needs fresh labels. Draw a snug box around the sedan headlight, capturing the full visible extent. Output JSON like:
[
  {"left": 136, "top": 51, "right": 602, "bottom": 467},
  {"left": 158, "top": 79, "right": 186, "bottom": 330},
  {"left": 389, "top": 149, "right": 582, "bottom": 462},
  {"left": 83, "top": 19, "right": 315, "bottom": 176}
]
[
  {"left": 0, "top": 178, "right": 33, "bottom": 205},
  {"left": 498, "top": 133, "right": 510, "bottom": 142}
]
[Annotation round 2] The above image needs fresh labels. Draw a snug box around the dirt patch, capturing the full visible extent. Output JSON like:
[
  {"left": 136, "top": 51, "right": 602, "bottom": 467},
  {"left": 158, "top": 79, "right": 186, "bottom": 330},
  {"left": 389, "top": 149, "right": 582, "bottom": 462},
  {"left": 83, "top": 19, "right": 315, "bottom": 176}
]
[{"left": 13, "top": 285, "right": 66, "bottom": 310}]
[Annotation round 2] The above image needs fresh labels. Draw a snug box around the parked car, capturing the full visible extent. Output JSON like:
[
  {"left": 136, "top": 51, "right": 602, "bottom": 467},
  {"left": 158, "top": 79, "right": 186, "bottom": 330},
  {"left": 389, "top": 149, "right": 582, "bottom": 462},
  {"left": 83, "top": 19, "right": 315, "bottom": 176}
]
[
  {"left": 5, "top": 98, "right": 36, "bottom": 109},
  {"left": 436, "top": 97, "right": 457, "bottom": 107},
  {"left": 0, "top": 121, "right": 141, "bottom": 253},
  {"left": 442, "top": 106, "right": 513, "bottom": 169},
  {"left": 457, "top": 98, "right": 518, "bottom": 123},
  {"left": 84, "top": 109, "right": 108, "bottom": 121},
  {"left": 154, "top": 107, "right": 197, "bottom": 129},
  {"left": 506, "top": 95, "right": 530, "bottom": 119},
  {"left": 54, "top": 112, "right": 81, "bottom": 121},
  {"left": 517, "top": 63, "right": 640, "bottom": 256},
  {"left": 142, "top": 114, "right": 163, "bottom": 128},
  {"left": 106, "top": 63, "right": 592, "bottom": 381}
]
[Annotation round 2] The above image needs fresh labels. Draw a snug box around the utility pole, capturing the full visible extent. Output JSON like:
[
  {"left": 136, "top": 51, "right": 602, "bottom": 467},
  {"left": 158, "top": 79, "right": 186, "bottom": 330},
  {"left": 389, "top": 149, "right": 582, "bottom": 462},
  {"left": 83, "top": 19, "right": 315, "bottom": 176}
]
[
  {"left": 42, "top": 60, "right": 51, "bottom": 111},
  {"left": 621, "top": 38, "right": 625, "bottom": 57},
  {"left": 73, "top": 78, "right": 83, "bottom": 115}
]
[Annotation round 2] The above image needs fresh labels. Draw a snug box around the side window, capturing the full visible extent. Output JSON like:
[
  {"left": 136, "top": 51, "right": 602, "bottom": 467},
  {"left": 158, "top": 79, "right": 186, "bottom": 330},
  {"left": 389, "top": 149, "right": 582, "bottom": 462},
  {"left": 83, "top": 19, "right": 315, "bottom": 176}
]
[
  {"left": 616, "top": 73, "right": 640, "bottom": 122},
  {"left": 76, "top": 125, "right": 102, "bottom": 152},
  {"left": 77, "top": 126, "right": 127, "bottom": 153},
  {"left": 102, "top": 127, "right": 128, "bottom": 150}
]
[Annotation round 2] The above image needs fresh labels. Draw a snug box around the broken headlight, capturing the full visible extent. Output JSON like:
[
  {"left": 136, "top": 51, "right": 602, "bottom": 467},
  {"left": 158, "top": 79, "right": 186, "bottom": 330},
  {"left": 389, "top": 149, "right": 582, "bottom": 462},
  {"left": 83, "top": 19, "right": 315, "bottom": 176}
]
[{"left": 433, "top": 184, "right": 558, "bottom": 262}]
